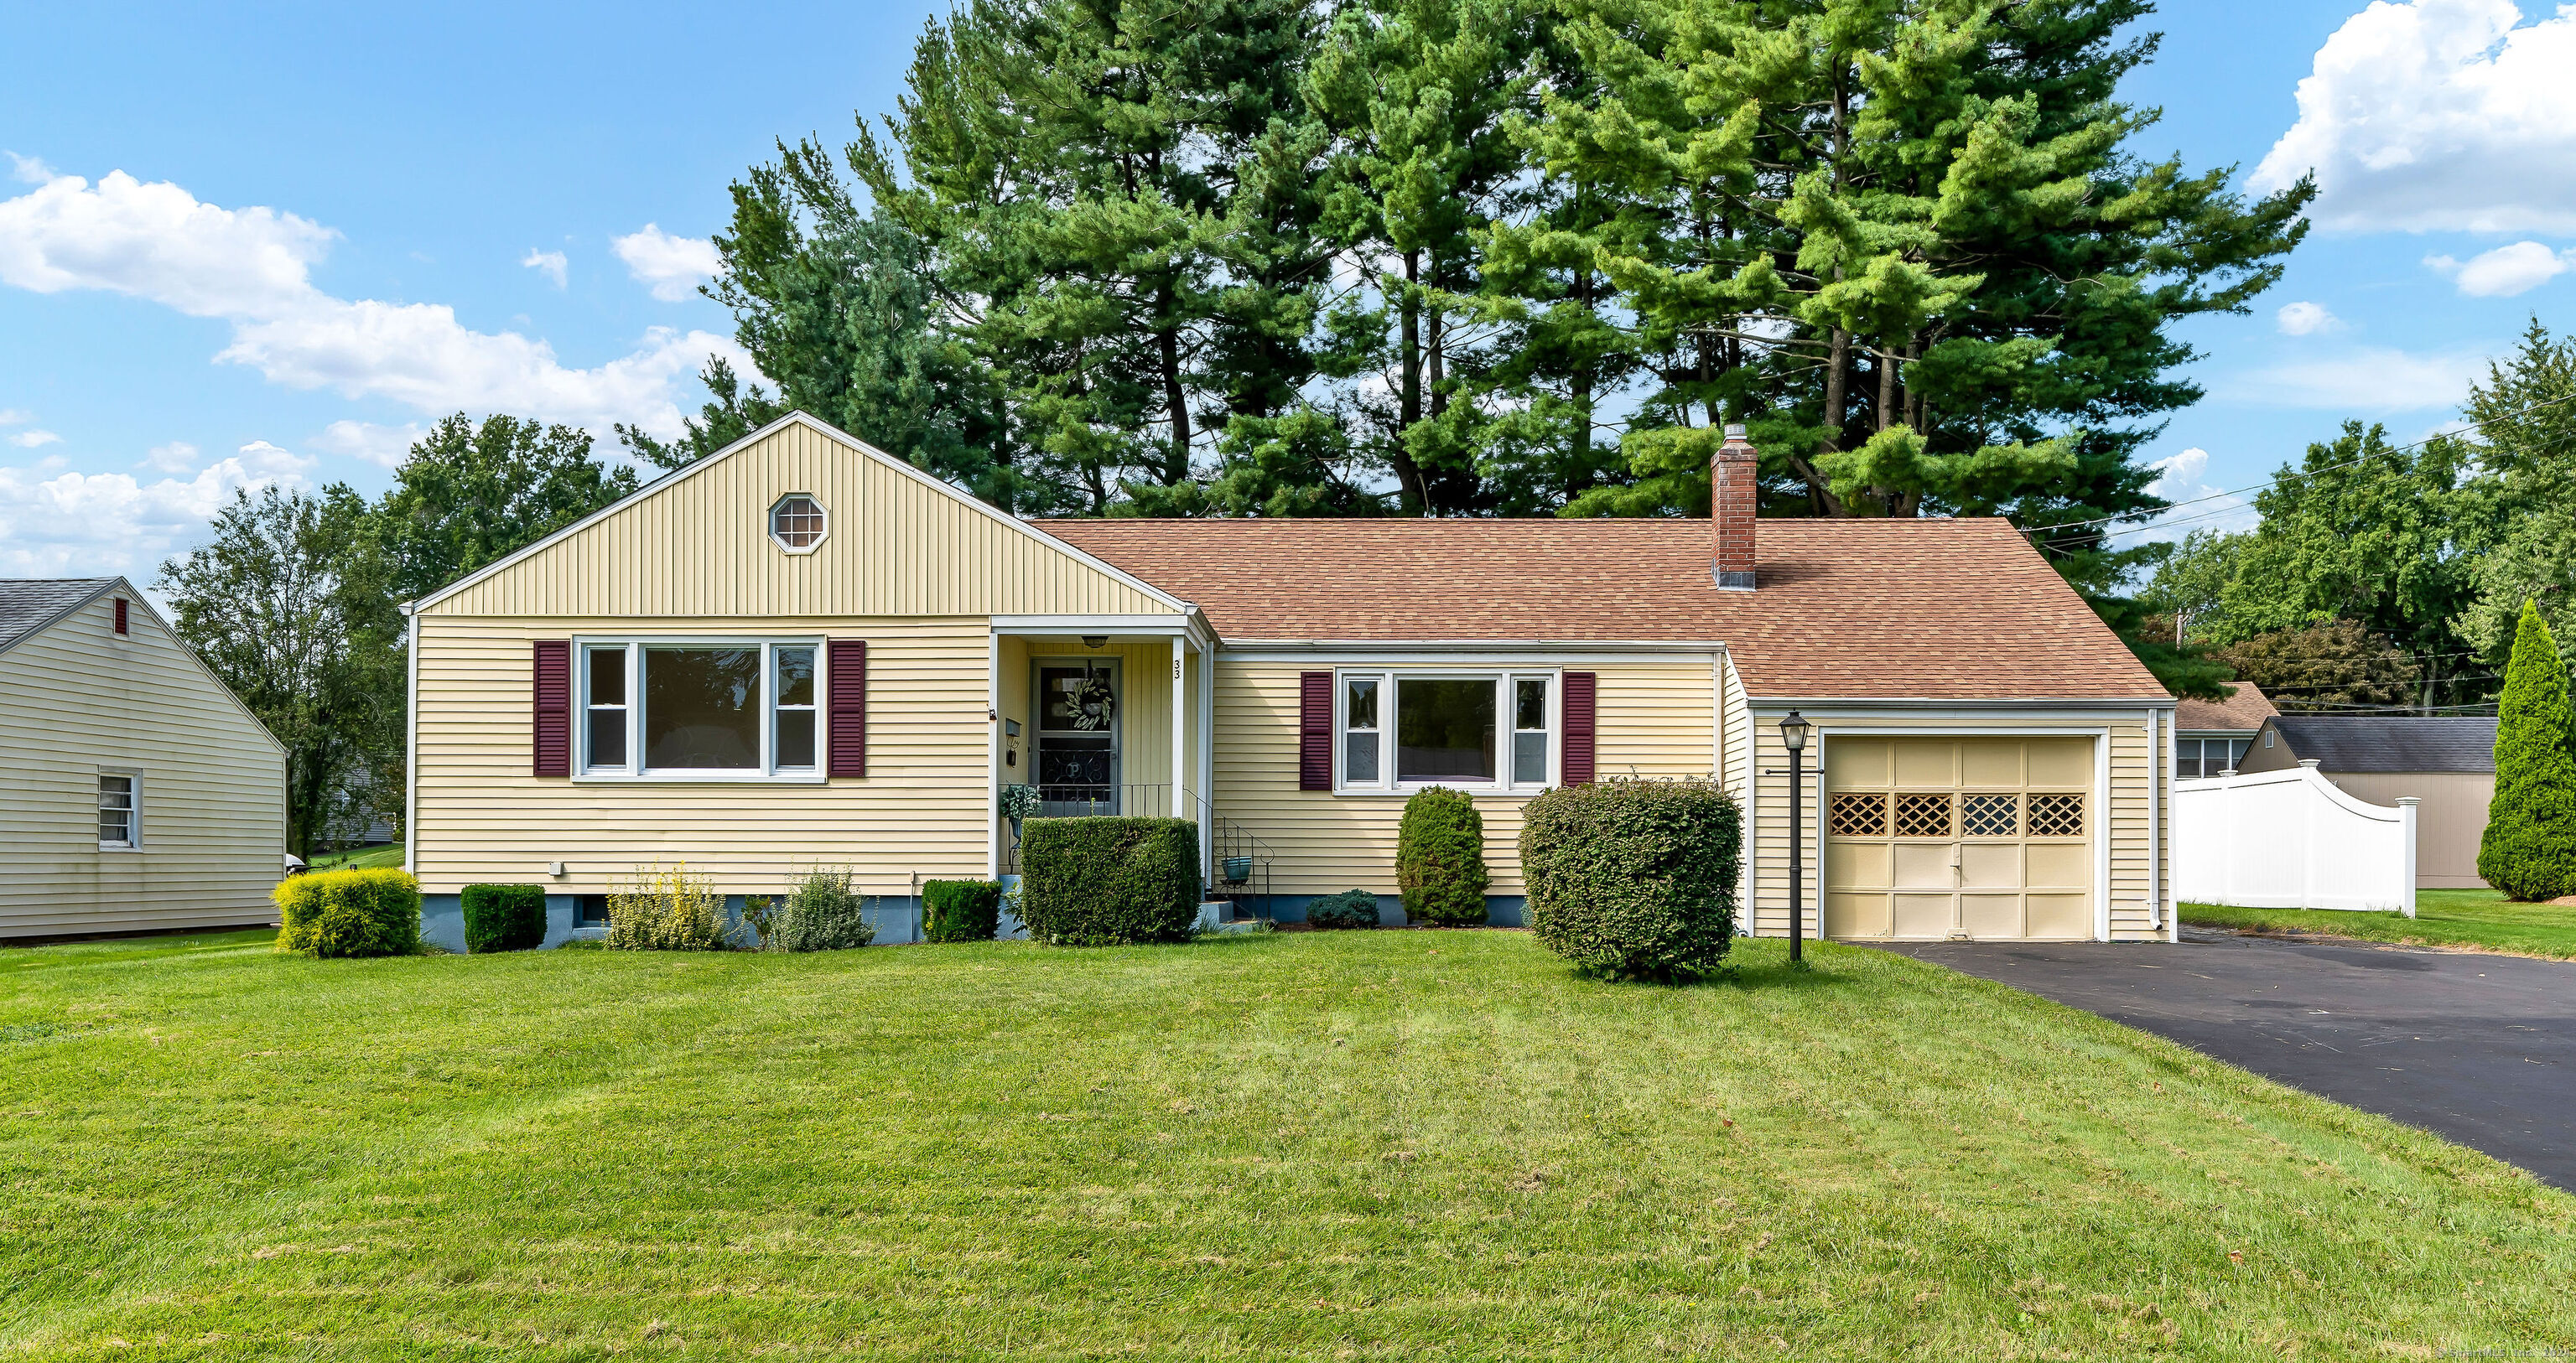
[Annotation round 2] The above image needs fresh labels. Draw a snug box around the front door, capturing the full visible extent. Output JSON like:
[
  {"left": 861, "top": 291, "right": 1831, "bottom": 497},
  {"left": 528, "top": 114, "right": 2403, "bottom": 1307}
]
[
  {"left": 1820, "top": 737, "right": 2096, "bottom": 941},
  {"left": 1034, "top": 661, "right": 1120, "bottom": 814}
]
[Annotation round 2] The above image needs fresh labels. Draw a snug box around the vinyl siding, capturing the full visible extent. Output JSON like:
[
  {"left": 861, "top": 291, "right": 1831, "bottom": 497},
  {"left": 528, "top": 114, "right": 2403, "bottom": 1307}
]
[
  {"left": 1210, "top": 656, "right": 1720, "bottom": 896},
  {"left": 423, "top": 420, "right": 1171, "bottom": 619},
  {"left": 1740, "top": 710, "right": 2163, "bottom": 942},
  {"left": 413, "top": 614, "right": 997, "bottom": 895},
  {"left": 0, "top": 595, "right": 286, "bottom": 937}
]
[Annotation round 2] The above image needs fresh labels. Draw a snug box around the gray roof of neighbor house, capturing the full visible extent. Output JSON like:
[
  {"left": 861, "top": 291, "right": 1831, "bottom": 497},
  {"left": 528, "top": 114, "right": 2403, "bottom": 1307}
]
[
  {"left": 0, "top": 578, "right": 117, "bottom": 653},
  {"left": 2265, "top": 714, "right": 2500, "bottom": 774}
]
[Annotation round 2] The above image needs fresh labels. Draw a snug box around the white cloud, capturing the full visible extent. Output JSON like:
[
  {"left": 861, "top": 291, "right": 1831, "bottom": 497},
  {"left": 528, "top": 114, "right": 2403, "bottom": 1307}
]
[
  {"left": 2229, "top": 344, "right": 2491, "bottom": 412},
  {"left": 0, "top": 448, "right": 310, "bottom": 578},
  {"left": 6, "top": 153, "right": 53, "bottom": 184},
  {"left": 310, "top": 419, "right": 423, "bottom": 469},
  {"left": 611, "top": 224, "right": 720, "bottom": 302},
  {"left": 0, "top": 407, "right": 29, "bottom": 425},
  {"left": 141, "top": 441, "right": 199, "bottom": 473},
  {"left": 2253, "top": 0, "right": 2576, "bottom": 232},
  {"left": 2423, "top": 240, "right": 2576, "bottom": 296},
  {"left": 2115, "top": 447, "right": 2262, "bottom": 549},
  {"left": 6, "top": 428, "right": 60, "bottom": 448},
  {"left": 2275, "top": 301, "right": 2341, "bottom": 335},
  {"left": 0, "top": 168, "right": 752, "bottom": 433},
  {"left": 521, "top": 247, "right": 568, "bottom": 289}
]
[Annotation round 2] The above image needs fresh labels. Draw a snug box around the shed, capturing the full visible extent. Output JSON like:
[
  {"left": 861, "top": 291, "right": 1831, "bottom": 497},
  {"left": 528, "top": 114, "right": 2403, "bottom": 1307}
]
[{"left": 2236, "top": 715, "right": 2497, "bottom": 889}]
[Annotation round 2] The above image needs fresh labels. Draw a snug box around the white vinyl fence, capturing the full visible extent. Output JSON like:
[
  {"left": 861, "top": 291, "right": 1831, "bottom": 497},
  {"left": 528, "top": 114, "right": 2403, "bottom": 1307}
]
[{"left": 2173, "top": 764, "right": 2417, "bottom": 915}]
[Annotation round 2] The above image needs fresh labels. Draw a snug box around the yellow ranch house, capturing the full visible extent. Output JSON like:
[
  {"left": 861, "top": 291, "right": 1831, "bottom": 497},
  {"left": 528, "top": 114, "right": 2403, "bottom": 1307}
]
[{"left": 403, "top": 412, "right": 2177, "bottom": 947}]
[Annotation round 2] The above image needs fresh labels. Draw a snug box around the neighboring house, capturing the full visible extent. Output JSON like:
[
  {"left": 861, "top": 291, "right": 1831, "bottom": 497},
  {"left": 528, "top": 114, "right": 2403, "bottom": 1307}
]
[
  {"left": 0, "top": 578, "right": 288, "bottom": 940},
  {"left": 2236, "top": 715, "right": 2497, "bottom": 889},
  {"left": 2173, "top": 680, "right": 2277, "bottom": 778},
  {"left": 403, "top": 413, "right": 2177, "bottom": 948}
]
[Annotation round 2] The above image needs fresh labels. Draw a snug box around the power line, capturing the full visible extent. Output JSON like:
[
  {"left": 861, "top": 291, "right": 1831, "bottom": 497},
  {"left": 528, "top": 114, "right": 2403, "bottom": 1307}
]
[{"left": 2025, "top": 386, "right": 2576, "bottom": 548}]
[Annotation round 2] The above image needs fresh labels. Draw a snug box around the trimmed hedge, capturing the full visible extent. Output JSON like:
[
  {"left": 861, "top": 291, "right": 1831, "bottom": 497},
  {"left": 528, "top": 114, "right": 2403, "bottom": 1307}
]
[
  {"left": 924, "top": 878, "right": 1005, "bottom": 943},
  {"left": 2481, "top": 600, "right": 2576, "bottom": 900},
  {"left": 274, "top": 868, "right": 423, "bottom": 958},
  {"left": 1017, "top": 816, "right": 1201, "bottom": 946},
  {"left": 1306, "top": 889, "right": 1379, "bottom": 930},
  {"left": 462, "top": 884, "right": 547, "bottom": 953},
  {"left": 1519, "top": 777, "right": 1741, "bottom": 982},
  {"left": 1398, "top": 786, "right": 1489, "bottom": 926},
  {"left": 770, "top": 868, "right": 876, "bottom": 951}
]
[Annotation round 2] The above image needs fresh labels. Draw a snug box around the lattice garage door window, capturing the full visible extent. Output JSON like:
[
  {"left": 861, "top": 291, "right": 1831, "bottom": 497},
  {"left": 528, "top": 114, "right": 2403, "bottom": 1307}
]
[
  {"left": 1829, "top": 792, "right": 1886, "bottom": 837},
  {"left": 2027, "top": 793, "right": 2085, "bottom": 838},
  {"left": 1960, "top": 793, "right": 2019, "bottom": 837},
  {"left": 1893, "top": 793, "right": 1953, "bottom": 838}
]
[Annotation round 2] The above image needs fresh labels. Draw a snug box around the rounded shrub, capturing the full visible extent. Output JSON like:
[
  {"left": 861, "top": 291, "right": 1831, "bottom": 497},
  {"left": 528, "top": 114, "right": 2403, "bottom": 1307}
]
[
  {"left": 923, "top": 878, "right": 1005, "bottom": 943},
  {"left": 1398, "top": 786, "right": 1489, "bottom": 926},
  {"left": 1519, "top": 777, "right": 1741, "bottom": 982},
  {"left": 1017, "top": 816, "right": 1201, "bottom": 946},
  {"left": 1306, "top": 889, "right": 1379, "bottom": 930},
  {"left": 2480, "top": 600, "right": 2576, "bottom": 900},
  {"left": 770, "top": 868, "right": 878, "bottom": 951},
  {"left": 274, "top": 868, "right": 423, "bottom": 958},
  {"left": 461, "top": 883, "right": 547, "bottom": 953}
]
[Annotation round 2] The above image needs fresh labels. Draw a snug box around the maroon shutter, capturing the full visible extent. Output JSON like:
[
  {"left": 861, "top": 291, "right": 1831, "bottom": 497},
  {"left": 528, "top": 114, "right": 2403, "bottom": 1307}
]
[
  {"left": 532, "top": 640, "right": 570, "bottom": 777},
  {"left": 1561, "top": 671, "right": 1597, "bottom": 785},
  {"left": 1299, "top": 671, "right": 1333, "bottom": 791},
  {"left": 113, "top": 598, "right": 128, "bottom": 635},
  {"left": 828, "top": 640, "right": 867, "bottom": 778}
]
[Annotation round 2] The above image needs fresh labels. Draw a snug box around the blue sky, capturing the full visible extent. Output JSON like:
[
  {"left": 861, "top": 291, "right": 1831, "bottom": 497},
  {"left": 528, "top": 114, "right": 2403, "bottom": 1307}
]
[{"left": 3, "top": 0, "right": 2572, "bottom": 580}]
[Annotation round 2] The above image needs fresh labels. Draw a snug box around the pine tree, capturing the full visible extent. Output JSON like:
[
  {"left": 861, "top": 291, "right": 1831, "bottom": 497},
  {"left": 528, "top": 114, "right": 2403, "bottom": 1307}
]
[{"left": 2480, "top": 600, "right": 2576, "bottom": 901}]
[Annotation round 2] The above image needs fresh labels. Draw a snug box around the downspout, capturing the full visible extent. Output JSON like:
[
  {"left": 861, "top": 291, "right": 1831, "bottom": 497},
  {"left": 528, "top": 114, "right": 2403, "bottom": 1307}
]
[
  {"left": 402, "top": 603, "right": 418, "bottom": 878},
  {"left": 2148, "top": 707, "right": 2163, "bottom": 938}
]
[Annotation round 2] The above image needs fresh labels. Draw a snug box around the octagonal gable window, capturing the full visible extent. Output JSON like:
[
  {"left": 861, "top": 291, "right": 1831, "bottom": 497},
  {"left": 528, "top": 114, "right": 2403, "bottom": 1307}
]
[{"left": 770, "top": 494, "right": 828, "bottom": 553}]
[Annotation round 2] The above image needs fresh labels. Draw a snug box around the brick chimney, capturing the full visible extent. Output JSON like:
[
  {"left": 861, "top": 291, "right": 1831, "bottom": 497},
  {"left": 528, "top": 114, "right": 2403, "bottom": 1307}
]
[{"left": 1712, "top": 422, "right": 1757, "bottom": 590}]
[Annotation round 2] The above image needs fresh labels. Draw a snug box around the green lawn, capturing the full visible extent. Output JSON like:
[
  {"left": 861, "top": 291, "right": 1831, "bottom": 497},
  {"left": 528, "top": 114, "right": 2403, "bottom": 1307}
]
[
  {"left": 305, "top": 842, "right": 404, "bottom": 873},
  {"left": 2183, "top": 888, "right": 2576, "bottom": 960},
  {"left": 2, "top": 930, "right": 2568, "bottom": 1360}
]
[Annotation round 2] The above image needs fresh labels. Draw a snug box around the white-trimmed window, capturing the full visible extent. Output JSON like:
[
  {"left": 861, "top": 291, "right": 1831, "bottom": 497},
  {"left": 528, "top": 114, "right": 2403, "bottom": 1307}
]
[
  {"left": 769, "top": 494, "right": 828, "bottom": 552},
  {"left": 98, "top": 770, "right": 138, "bottom": 849},
  {"left": 577, "top": 640, "right": 823, "bottom": 780},
  {"left": 1337, "top": 671, "right": 1555, "bottom": 793}
]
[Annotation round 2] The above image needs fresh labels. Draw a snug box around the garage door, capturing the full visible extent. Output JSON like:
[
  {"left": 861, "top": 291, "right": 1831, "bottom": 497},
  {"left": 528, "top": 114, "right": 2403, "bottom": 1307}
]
[{"left": 1820, "top": 738, "right": 2094, "bottom": 941}]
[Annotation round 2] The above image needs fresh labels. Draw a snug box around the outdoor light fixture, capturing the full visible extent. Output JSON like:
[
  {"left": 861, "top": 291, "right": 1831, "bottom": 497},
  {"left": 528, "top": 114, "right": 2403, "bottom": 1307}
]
[
  {"left": 1778, "top": 711, "right": 1810, "bottom": 966},
  {"left": 1082, "top": 635, "right": 1108, "bottom": 648}
]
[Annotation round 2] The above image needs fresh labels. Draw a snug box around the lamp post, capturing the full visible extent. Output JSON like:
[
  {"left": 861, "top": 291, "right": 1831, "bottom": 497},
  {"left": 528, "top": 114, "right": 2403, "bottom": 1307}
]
[{"left": 1779, "top": 711, "right": 1811, "bottom": 967}]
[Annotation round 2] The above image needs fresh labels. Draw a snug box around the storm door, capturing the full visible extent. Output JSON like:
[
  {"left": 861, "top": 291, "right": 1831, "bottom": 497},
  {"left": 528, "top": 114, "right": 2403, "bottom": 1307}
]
[{"left": 1034, "top": 660, "right": 1121, "bottom": 815}]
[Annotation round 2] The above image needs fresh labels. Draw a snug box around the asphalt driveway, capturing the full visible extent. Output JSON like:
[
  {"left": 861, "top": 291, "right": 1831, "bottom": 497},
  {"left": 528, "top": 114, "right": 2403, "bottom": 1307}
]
[{"left": 1877, "top": 930, "right": 2576, "bottom": 1190}]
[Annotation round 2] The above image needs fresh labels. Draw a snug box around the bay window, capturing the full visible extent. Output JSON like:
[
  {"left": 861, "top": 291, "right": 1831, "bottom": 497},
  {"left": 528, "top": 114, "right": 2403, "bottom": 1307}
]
[
  {"left": 1337, "top": 671, "right": 1554, "bottom": 792},
  {"left": 578, "top": 640, "right": 822, "bottom": 780}
]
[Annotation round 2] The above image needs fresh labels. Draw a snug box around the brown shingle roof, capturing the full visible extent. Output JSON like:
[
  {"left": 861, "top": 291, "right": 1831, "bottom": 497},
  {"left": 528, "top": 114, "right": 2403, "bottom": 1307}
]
[
  {"left": 1037, "top": 517, "right": 2167, "bottom": 702},
  {"left": 2174, "top": 680, "right": 2277, "bottom": 733}
]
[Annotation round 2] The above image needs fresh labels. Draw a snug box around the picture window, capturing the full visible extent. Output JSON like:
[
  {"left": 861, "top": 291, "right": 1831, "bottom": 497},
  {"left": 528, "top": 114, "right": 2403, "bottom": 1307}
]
[
  {"left": 1335, "top": 671, "right": 1552, "bottom": 792},
  {"left": 578, "top": 640, "right": 822, "bottom": 779}
]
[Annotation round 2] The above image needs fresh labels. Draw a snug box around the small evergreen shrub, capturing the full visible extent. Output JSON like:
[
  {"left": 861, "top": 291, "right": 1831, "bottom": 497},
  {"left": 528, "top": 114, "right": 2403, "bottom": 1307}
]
[
  {"left": 274, "top": 868, "right": 423, "bottom": 958},
  {"left": 460, "top": 884, "right": 546, "bottom": 953},
  {"left": 1306, "top": 889, "right": 1379, "bottom": 930},
  {"left": 1017, "top": 816, "right": 1201, "bottom": 946},
  {"left": 923, "top": 878, "right": 1005, "bottom": 943},
  {"left": 1398, "top": 786, "right": 1489, "bottom": 926},
  {"left": 605, "top": 862, "right": 733, "bottom": 951},
  {"left": 770, "top": 868, "right": 877, "bottom": 951},
  {"left": 2481, "top": 600, "right": 2576, "bottom": 900},
  {"left": 1520, "top": 777, "right": 1741, "bottom": 982}
]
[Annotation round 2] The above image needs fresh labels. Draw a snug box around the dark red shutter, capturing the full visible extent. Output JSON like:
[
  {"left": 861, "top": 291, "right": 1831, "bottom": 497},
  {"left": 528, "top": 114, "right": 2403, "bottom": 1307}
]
[
  {"left": 828, "top": 640, "right": 867, "bottom": 777},
  {"left": 112, "top": 598, "right": 128, "bottom": 635},
  {"left": 1561, "top": 671, "right": 1597, "bottom": 785},
  {"left": 532, "top": 640, "right": 570, "bottom": 777},
  {"left": 1299, "top": 671, "right": 1333, "bottom": 790}
]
